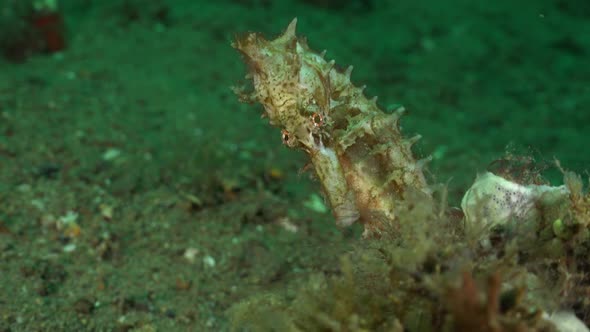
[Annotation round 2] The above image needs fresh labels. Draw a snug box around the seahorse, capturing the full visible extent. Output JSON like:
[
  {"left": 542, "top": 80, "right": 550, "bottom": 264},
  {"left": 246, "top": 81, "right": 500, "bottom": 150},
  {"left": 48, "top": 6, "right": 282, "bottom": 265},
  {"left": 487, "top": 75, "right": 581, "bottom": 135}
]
[{"left": 233, "top": 19, "right": 431, "bottom": 236}]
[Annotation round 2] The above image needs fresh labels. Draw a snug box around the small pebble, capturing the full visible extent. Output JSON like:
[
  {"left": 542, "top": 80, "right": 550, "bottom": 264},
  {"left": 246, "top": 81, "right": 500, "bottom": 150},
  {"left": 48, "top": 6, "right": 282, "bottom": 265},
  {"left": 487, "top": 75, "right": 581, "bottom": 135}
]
[
  {"left": 303, "top": 193, "right": 328, "bottom": 214},
  {"left": 102, "top": 148, "right": 121, "bottom": 161},
  {"left": 183, "top": 248, "right": 199, "bottom": 263},
  {"left": 63, "top": 243, "right": 77, "bottom": 253},
  {"left": 203, "top": 255, "right": 216, "bottom": 268}
]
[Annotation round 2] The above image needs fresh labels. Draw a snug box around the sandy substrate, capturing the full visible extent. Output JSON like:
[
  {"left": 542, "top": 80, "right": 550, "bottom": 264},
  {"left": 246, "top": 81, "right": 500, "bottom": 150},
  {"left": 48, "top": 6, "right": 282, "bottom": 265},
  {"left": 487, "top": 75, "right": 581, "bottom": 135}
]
[{"left": 0, "top": 0, "right": 588, "bottom": 330}]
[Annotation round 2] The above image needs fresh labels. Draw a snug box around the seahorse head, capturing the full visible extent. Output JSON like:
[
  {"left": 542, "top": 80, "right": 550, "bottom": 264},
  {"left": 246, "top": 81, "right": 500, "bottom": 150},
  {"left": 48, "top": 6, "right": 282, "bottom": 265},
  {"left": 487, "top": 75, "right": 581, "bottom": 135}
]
[{"left": 232, "top": 18, "right": 333, "bottom": 151}]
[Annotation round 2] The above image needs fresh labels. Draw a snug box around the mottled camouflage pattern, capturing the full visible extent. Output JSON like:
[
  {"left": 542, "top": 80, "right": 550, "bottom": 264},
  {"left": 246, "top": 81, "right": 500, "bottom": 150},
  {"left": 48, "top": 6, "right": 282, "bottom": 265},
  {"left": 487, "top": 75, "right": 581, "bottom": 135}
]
[{"left": 233, "top": 19, "right": 430, "bottom": 236}]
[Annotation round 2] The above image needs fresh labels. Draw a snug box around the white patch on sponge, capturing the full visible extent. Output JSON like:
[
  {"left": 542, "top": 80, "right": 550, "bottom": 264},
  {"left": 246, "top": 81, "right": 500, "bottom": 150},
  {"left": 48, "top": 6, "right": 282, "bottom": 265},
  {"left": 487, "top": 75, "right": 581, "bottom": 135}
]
[{"left": 461, "top": 172, "right": 569, "bottom": 227}]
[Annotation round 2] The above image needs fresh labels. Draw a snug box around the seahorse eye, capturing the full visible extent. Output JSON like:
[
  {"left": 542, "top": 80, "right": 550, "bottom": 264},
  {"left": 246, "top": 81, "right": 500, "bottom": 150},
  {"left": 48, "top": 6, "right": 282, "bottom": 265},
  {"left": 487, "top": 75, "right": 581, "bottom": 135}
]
[
  {"left": 311, "top": 112, "right": 324, "bottom": 127},
  {"left": 281, "top": 129, "right": 290, "bottom": 144}
]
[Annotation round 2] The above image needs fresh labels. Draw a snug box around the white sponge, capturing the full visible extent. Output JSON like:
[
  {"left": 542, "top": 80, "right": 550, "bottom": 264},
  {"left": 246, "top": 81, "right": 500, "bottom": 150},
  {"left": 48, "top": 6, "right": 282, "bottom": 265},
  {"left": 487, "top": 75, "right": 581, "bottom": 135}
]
[{"left": 461, "top": 172, "right": 569, "bottom": 227}]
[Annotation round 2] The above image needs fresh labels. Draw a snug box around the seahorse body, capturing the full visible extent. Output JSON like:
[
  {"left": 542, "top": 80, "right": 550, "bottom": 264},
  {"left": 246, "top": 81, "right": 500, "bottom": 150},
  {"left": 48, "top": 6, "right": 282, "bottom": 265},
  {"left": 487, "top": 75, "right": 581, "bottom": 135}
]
[{"left": 233, "top": 19, "right": 430, "bottom": 236}]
